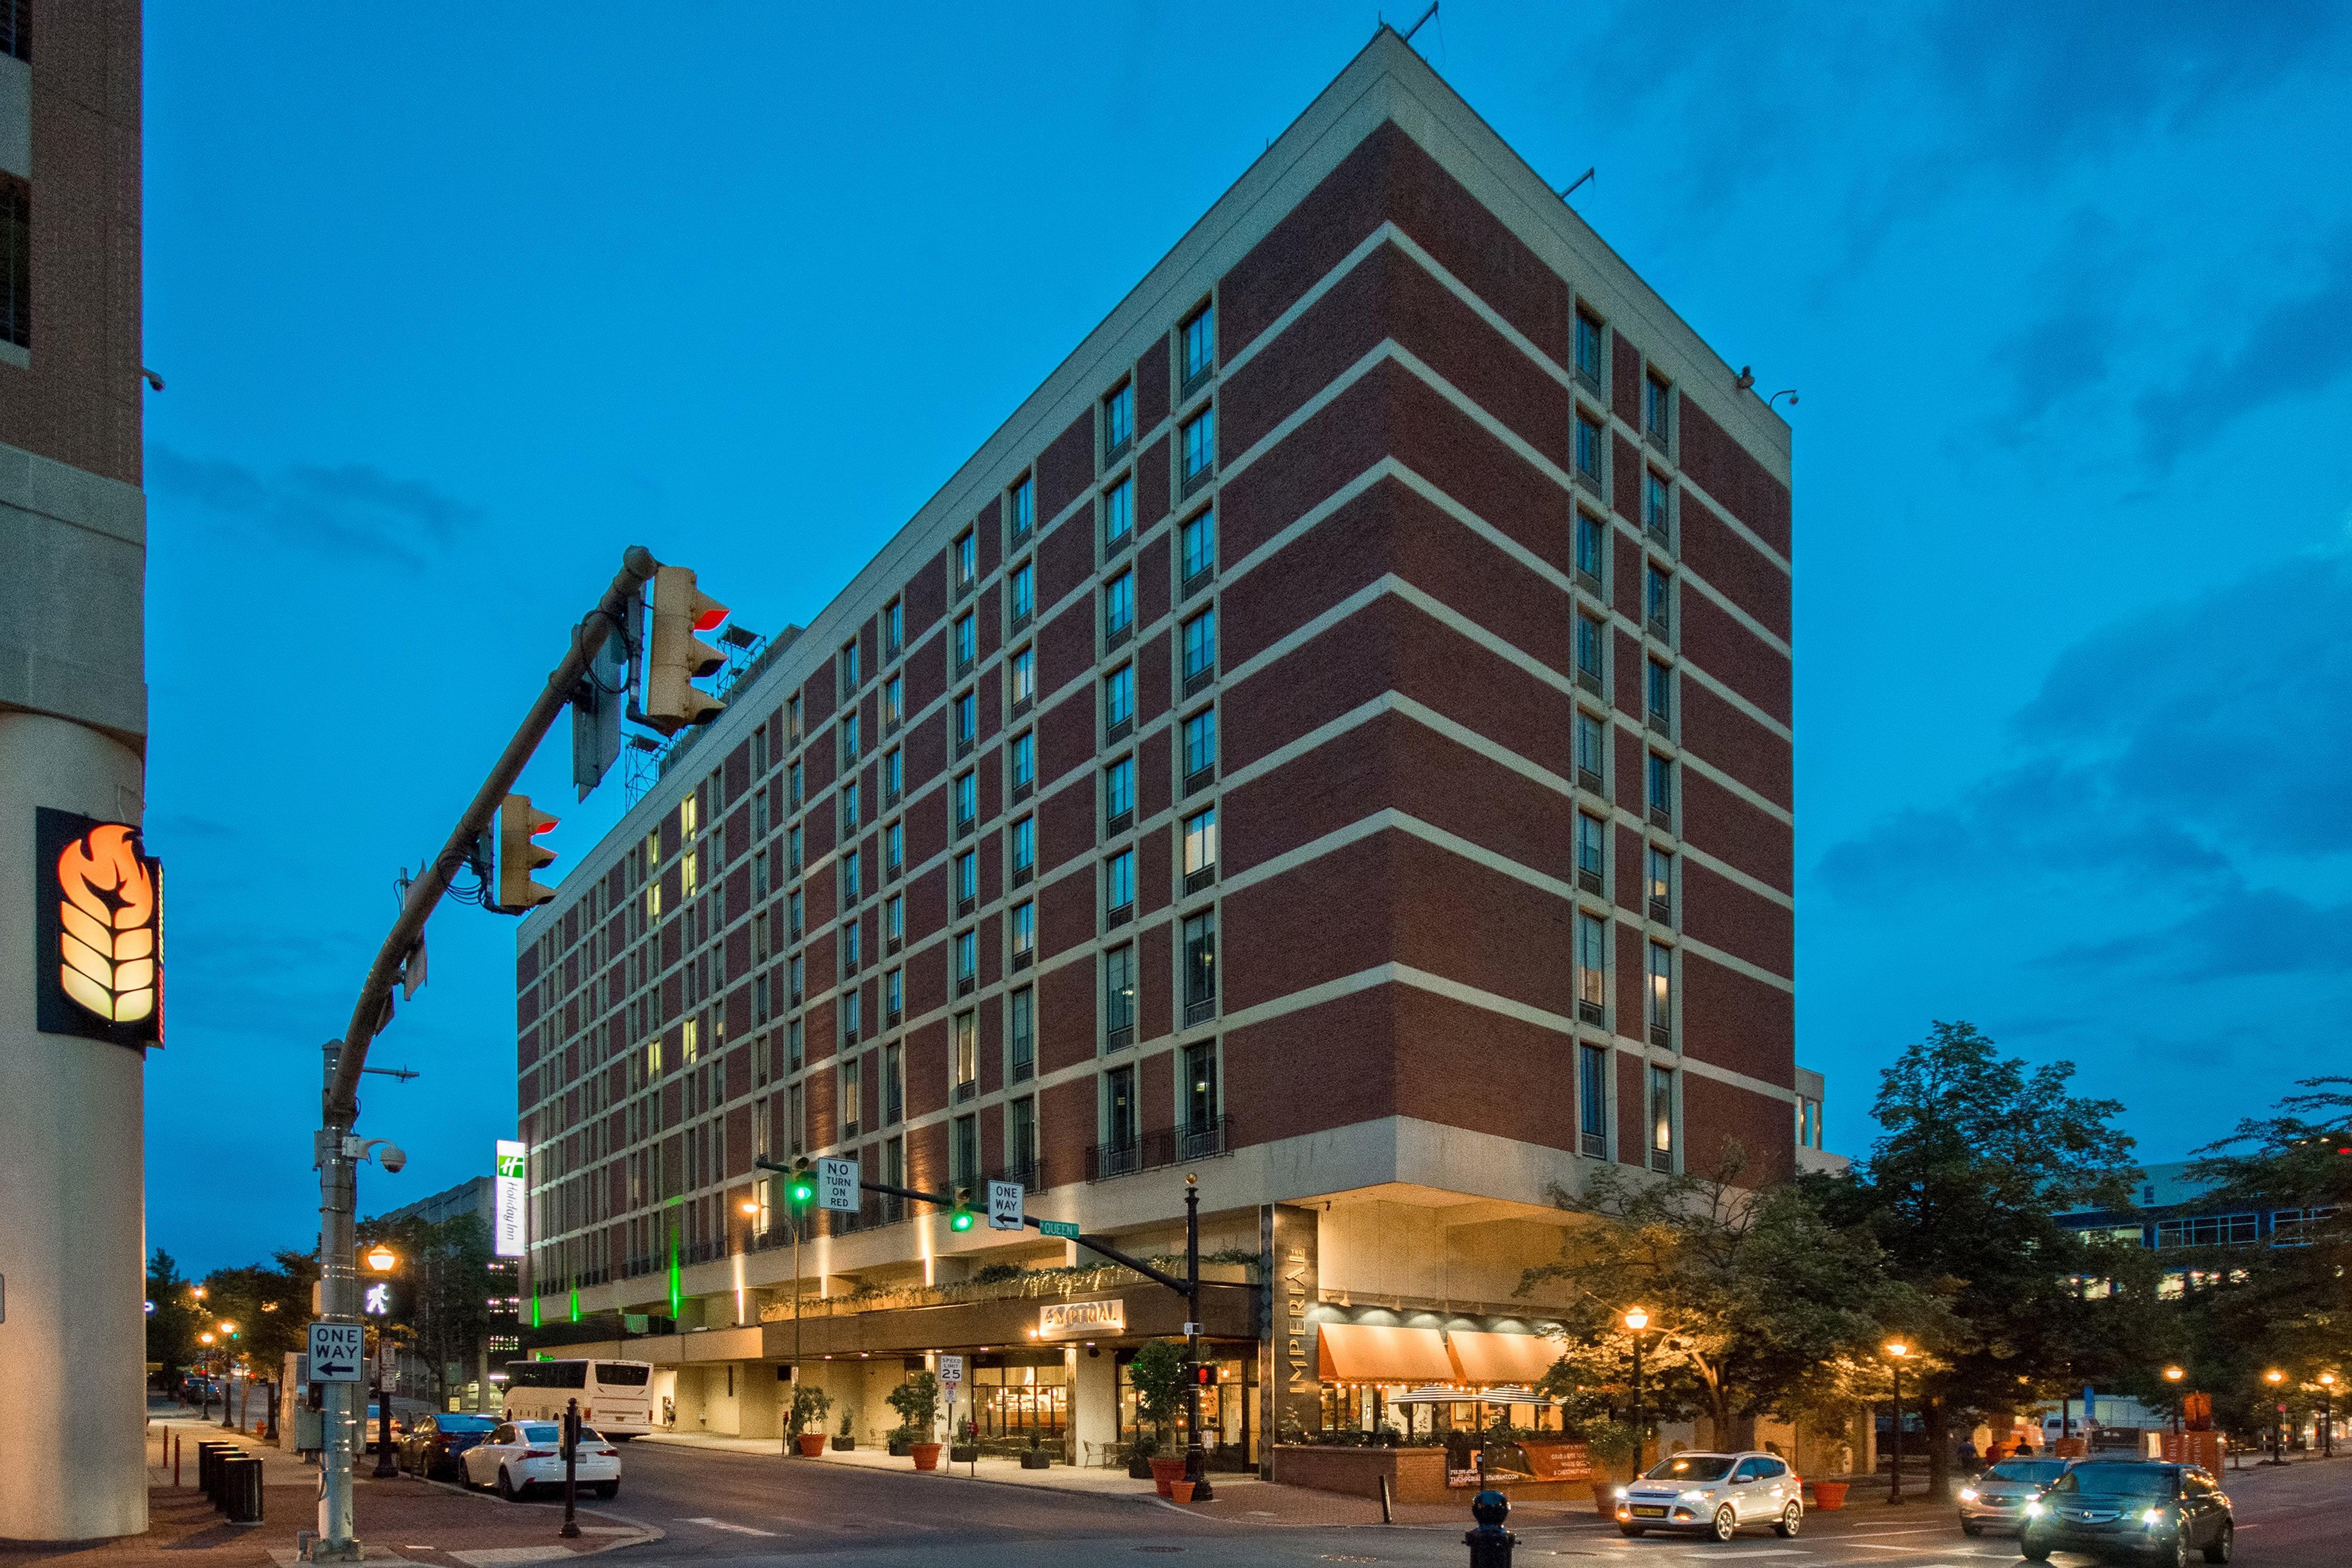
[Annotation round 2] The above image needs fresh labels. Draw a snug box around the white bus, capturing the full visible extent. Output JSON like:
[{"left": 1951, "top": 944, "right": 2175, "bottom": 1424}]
[{"left": 501, "top": 1359, "right": 654, "bottom": 1437}]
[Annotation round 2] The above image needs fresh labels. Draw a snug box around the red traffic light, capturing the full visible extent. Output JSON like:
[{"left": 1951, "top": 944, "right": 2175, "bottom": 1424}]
[{"left": 1191, "top": 1364, "right": 1218, "bottom": 1386}]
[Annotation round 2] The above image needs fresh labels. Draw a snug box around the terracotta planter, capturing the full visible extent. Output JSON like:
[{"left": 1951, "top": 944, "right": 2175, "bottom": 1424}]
[
  {"left": 795, "top": 1433, "right": 827, "bottom": 1457},
  {"left": 1169, "top": 1481, "right": 1195, "bottom": 1505},
  {"left": 1149, "top": 1456, "right": 1188, "bottom": 1497},
  {"left": 1592, "top": 1480, "right": 1621, "bottom": 1518},
  {"left": 911, "top": 1442, "right": 943, "bottom": 1471},
  {"left": 1810, "top": 1480, "right": 1849, "bottom": 1511}
]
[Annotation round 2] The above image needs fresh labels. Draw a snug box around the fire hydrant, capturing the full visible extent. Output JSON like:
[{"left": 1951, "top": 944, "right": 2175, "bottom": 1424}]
[{"left": 1464, "top": 1488, "right": 1516, "bottom": 1568}]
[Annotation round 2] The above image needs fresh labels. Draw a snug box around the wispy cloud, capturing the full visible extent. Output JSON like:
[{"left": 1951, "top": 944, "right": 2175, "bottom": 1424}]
[{"left": 148, "top": 445, "right": 484, "bottom": 566}]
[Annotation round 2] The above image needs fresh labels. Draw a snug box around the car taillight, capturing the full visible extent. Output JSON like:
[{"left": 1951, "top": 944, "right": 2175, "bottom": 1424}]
[
  {"left": 523, "top": 1449, "right": 556, "bottom": 1458},
  {"left": 596, "top": 1449, "right": 616, "bottom": 1458}
]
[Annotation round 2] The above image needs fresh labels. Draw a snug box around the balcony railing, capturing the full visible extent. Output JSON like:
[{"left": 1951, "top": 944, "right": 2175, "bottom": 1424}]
[
  {"left": 1183, "top": 995, "right": 1216, "bottom": 1028},
  {"left": 1085, "top": 1116, "right": 1233, "bottom": 1181}
]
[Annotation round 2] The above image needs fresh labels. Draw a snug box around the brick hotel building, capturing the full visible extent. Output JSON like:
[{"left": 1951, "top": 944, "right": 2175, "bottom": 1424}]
[{"left": 515, "top": 31, "right": 1806, "bottom": 1469}]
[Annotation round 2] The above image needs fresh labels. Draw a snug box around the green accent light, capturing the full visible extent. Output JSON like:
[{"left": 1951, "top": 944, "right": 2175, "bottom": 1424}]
[
  {"left": 569, "top": 1284, "right": 582, "bottom": 1323},
  {"left": 668, "top": 1229, "right": 684, "bottom": 1318},
  {"left": 530, "top": 1295, "right": 541, "bottom": 1329}
]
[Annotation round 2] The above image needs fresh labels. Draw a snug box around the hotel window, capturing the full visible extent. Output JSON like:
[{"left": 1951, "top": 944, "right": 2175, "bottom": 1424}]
[
  {"left": 1649, "top": 1065, "right": 1677, "bottom": 1172},
  {"left": 1574, "top": 413, "right": 1603, "bottom": 483},
  {"left": 788, "top": 1017, "right": 804, "bottom": 1070},
  {"left": 1575, "top": 612, "right": 1605, "bottom": 687},
  {"left": 954, "top": 770, "right": 977, "bottom": 833},
  {"left": 1647, "top": 941, "right": 1675, "bottom": 1044},
  {"left": 884, "top": 597, "right": 904, "bottom": 658},
  {"left": 1646, "top": 754, "right": 1675, "bottom": 823},
  {"left": 885, "top": 820, "right": 903, "bottom": 877},
  {"left": 1646, "top": 660, "right": 1673, "bottom": 729},
  {"left": 955, "top": 849, "right": 977, "bottom": 911},
  {"left": 1103, "top": 945, "right": 1136, "bottom": 1050},
  {"left": 841, "top": 918, "right": 862, "bottom": 973},
  {"left": 1009, "top": 1094, "right": 1037, "bottom": 1176},
  {"left": 1182, "top": 806, "right": 1217, "bottom": 893},
  {"left": 1010, "top": 730, "right": 1035, "bottom": 794},
  {"left": 789, "top": 954, "right": 805, "bottom": 1005},
  {"left": 1180, "top": 507, "right": 1216, "bottom": 588},
  {"left": 885, "top": 965, "right": 903, "bottom": 1023},
  {"left": 1105, "top": 1065, "right": 1138, "bottom": 1154},
  {"left": 841, "top": 639, "right": 861, "bottom": 691},
  {"left": 1574, "top": 710, "right": 1604, "bottom": 788},
  {"left": 842, "top": 848, "right": 862, "bottom": 906},
  {"left": 787, "top": 694, "right": 803, "bottom": 742},
  {"left": 1578, "top": 1044, "right": 1609, "bottom": 1157},
  {"left": 1644, "top": 372, "right": 1672, "bottom": 441},
  {"left": 1009, "top": 985, "right": 1035, "bottom": 1081},
  {"left": 788, "top": 889, "right": 804, "bottom": 938},
  {"left": 1010, "top": 560, "right": 1035, "bottom": 625},
  {"left": 955, "top": 689, "right": 977, "bottom": 752},
  {"left": 840, "top": 1058, "right": 862, "bottom": 1136},
  {"left": 883, "top": 1041, "right": 903, "bottom": 1124},
  {"left": 1181, "top": 705, "right": 1217, "bottom": 789},
  {"left": 1011, "top": 899, "right": 1035, "bottom": 965},
  {"left": 954, "top": 528, "right": 977, "bottom": 590},
  {"left": 954, "top": 928, "right": 978, "bottom": 993},
  {"left": 1575, "top": 812, "right": 1605, "bottom": 889},
  {"left": 1010, "top": 815, "right": 1036, "bottom": 882},
  {"left": 1, "top": 183, "right": 24, "bottom": 350},
  {"left": 1181, "top": 302, "right": 1216, "bottom": 390},
  {"left": 753, "top": 847, "right": 770, "bottom": 898},
  {"left": 1104, "top": 849, "right": 1136, "bottom": 923},
  {"left": 1102, "top": 570, "right": 1135, "bottom": 643},
  {"left": 881, "top": 747, "right": 902, "bottom": 805},
  {"left": 1103, "top": 477, "right": 1134, "bottom": 552},
  {"left": 1646, "top": 845, "right": 1674, "bottom": 920},
  {"left": 954, "top": 611, "right": 976, "bottom": 672},
  {"left": 1644, "top": 471, "right": 1670, "bottom": 537},
  {"left": 1104, "top": 665, "right": 1135, "bottom": 737},
  {"left": 1010, "top": 474, "right": 1035, "bottom": 539},
  {"left": 789, "top": 760, "right": 804, "bottom": 807},
  {"left": 842, "top": 779, "right": 862, "bottom": 833},
  {"left": 1180, "top": 405, "right": 1216, "bottom": 490},
  {"left": 1103, "top": 757, "right": 1135, "bottom": 832},
  {"left": 952, "top": 1112, "right": 980, "bottom": 1188},
  {"left": 954, "top": 1010, "right": 978, "bottom": 1096},
  {"left": 1574, "top": 309, "right": 1604, "bottom": 384},
  {"left": 1181, "top": 910, "right": 1217, "bottom": 1027},
  {"left": 1575, "top": 913, "right": 1607, "bottom": 1020},
  {"left": 1103, "top": 383, "right": 1133, "bottom": 462},
  {"left": 885, "top": 893, "right": 903, "bottom": 947},
  {"left": 1575, "top": 512, "right": 1605, "bottom": 585},
  {"left": 842, "top": 712, "right": 861, "bottom": 766},
  {"left": 884, "top": 674, "right": 903, "bottom": 730},
  {"left": 1184, "top": 1040, "right": 1219, "bottom": 1134},
  {"left": 1010, "top": 645, "right": 1035, "bottom": 709},
  {"left": 842, "top": 986, "right": 862, "bottom": 1041},
  {"left": 1182, "top": 607, "right": 1216, "bottom": 691},
  {"left": 1644, "top": 563, "right": 1672, "bottom": 634},
  {"left": 754, "top": 908, "right": 772, "bottom": 963},
  {"left": 753, "top": 971, "right": 772, "bottom": 1024},
  {"left": 788, "top": 1080, "right": 805, "bottom": 1151}
]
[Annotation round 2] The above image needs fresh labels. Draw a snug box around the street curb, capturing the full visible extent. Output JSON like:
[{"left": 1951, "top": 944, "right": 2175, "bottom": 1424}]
[{"left": 400, "top": 1471, "right": 666, "bottom": 1554}]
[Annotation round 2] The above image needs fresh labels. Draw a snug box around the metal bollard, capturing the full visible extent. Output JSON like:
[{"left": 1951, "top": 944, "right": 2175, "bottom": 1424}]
[{"left": 1463, "top": 1488, "right": 1517, "bottom": 1568}]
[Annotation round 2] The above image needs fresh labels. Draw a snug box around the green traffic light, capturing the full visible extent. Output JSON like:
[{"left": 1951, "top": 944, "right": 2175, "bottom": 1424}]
[{"left": 950, "top": 1207, "right": 973, "bottom": 1232}]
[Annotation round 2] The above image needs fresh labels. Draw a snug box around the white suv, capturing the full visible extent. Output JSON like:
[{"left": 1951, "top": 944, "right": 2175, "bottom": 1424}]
[{"left": 1615, "top": 1450, "right": 1804, "bottom": 1542}]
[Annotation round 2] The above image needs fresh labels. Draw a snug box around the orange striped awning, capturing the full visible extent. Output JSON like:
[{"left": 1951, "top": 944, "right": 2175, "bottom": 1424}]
[
  {"left": 1446, "top": 1330, "right": 1561, "bottom": 1385},
  {"left": 1317, "top": 1323, "right": 1456, "bottom": 1384}
]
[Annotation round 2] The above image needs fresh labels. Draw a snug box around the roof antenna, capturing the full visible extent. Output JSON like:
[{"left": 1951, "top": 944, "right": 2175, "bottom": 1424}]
[
  {"left": 1402, "top": 2, "right": 1438, "bottom": 40},
  {"left": 1734, "top": 366, "right": 1756, "bottom": 393},
  {"left": 1559, "top": 168, "right": 1595, "bottom": 201}
]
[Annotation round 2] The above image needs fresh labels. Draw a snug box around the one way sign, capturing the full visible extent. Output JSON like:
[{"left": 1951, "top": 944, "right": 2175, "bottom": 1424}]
[{"left": 308, "top": 1322, "right": 365, "bottom": 1383}]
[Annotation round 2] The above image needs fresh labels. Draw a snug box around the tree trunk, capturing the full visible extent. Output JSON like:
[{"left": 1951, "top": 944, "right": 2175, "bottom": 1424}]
[{"left": 1922, "top": 1395, "right": 1950, "bottom": 1504}]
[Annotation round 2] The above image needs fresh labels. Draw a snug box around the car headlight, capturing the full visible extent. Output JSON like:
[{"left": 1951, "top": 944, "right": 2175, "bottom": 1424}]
[
  {"left": 2023, "top": 1500, "right": 2044, "bottom": 1517},
  {"left": 1613, "top": 1486, "right": 1629, "bottom": 1500},
  {"left": 1681, "top": 1488, "right": 1713, "bottom": 1501},
  {"left": 1958, "top": 1487, "right": 1978, "bottom": 1502},
  {"left": 2141, "top": 1508, "right": 2165, "bottom": 1526}
]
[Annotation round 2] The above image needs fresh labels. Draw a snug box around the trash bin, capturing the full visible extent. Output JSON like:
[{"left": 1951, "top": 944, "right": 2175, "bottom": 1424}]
[
  {"left": 220, "top": 1456, "right": 264, "bottom": 1524},
  {"left": 198, "top": 1442, "right": 242, "bottom": 1502}
]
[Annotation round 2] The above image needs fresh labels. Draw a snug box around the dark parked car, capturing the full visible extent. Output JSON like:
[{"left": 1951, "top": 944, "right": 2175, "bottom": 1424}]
[
  {"left": 2020, "top": 1461, "right": 2232, "bottom": 1565},
  {"left": 1959, "top": 1456, "right": 2073, "bottom": 1535},
  {"left": 399, "top": 1413, "right": 500, "bottom": 1480}
]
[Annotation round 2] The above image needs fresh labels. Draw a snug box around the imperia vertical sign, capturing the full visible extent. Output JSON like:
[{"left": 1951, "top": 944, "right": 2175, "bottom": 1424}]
[
  {"left": 494, "top": 1140, "right": 528, "bottom": 1258},
  {"left": 34, "top": 808, "right": 164, "bottom": 1048}
]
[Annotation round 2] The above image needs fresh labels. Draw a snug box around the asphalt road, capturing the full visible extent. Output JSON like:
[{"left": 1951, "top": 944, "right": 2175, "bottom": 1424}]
[{"left": 571, "top": 1442, "right": 2352, "bottom": 1568}]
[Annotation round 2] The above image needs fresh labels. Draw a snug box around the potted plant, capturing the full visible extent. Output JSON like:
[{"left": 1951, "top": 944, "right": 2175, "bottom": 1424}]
[
  {"left": 1128, "top": 1341, "right": 1190, "bottom": 1496},
  {"left": 787, "top": 1385, "right": 833, "bottom": 1457},
  {"left": 1020, "top": 1430, "right": 1053, "bottom": 1470},
  {"left": 1582, "top": 1419, "right": 1644, "bottom": 1520},
  {"left": 949, "top": 1416, "right": 980, "bottom": 1465},
  {"left": 887, "top": 1371, "right": 943, "bottom": 1470},
  {"left": 831, "top": 1407, "right": 856, "bottom": 1452}
]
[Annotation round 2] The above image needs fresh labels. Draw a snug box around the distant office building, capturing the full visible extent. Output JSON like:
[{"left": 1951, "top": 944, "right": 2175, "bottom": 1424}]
[
  {"left": 0, "top": 0, "right": 152, "bottom": 1542},
  {"left": 2058, "top": 1161, "right": 2339, "bottom": 1293},
  {"left": 379, "top": 1175, "right": 496, "bottom": 1230},
  {"left": 511, "top": 31, "right": 1799, "bottom": 1468},
  {"left": 370, "top": 1176, "right": 522, "bottom": 1413}
]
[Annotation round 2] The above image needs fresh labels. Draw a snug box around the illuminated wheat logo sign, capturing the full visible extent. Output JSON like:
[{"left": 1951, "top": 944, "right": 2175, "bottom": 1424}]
[{"left": 57, "top": 822, "right": 158, "bottom": 1024}]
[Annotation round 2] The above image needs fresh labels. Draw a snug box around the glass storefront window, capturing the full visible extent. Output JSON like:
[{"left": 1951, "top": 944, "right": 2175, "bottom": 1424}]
[{"left": 1117, "top": 1347, "right": 1258, "bottom": 1469}]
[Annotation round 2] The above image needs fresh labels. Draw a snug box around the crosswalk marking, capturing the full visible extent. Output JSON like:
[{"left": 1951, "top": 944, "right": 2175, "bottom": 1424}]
[{"left": 679, "top": 1516, "right": 779, "bottom": 1536}]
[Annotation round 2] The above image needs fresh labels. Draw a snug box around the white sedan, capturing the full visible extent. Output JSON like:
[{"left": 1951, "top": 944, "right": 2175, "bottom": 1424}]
[{"left": 460, "top": 1420, "right": 622, "bottom": 1499}]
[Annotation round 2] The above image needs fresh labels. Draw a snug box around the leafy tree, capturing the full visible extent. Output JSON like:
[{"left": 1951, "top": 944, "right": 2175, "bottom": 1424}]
[
  {"left": 1522, "top": 1144, "right": 1916, "bottom": 1446},
  {"left": 1831, "top": 1020, "right": 2146, "bottom": 1502},
  {"left": 356, "top": 1212, "right": 497, "bottom": 1405},
  {"left": 1127, "top": 1340, "right": 1188, "bottom": 1457},
  {"left": 203, "top": 1251, "right": 315, "bottom": 1431},
  {"left": 146, "top": 1249, "right": 201, "bottom": 1383}
]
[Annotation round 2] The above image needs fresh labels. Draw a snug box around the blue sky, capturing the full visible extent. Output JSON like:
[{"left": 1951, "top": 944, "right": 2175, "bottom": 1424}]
[{"left": 139, "top": 3, "right": 2352, "bottom": 1271}]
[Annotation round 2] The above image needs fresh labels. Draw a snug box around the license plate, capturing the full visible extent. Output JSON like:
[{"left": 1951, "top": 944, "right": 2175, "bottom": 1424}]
[{"left": 1631, "top": 1505, "right": 1668, "bottom": 1517}]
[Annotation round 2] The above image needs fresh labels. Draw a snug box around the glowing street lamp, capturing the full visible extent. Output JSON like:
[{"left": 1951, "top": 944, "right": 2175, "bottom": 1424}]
[
  {"left": 2264, "top": 1370, "right": 2287, "bottom": 1464},
  {"left": 1624, "top": 1308, "right": 1651, "bottom": 1464},
  {"left": 2320, "top": 1373, "right": 2337, "bottom": 1459},
  {"left": 1885, "top": 1342, "right": 1912, "bottom": 1505},
  {"left": 365, "top": 1243, "right": 398, "bottom": 1274},
  {"left": 2164, "top": 1366, "right": 2186, "bottom": 1436}
]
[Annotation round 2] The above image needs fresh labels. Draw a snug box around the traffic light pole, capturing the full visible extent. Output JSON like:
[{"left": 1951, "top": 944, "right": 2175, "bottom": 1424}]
[{"left": 309, "top": 547, "right": 658, "bottom": 1563}]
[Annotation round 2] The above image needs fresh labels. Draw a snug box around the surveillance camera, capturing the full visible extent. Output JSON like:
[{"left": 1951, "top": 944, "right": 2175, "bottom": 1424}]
[{"left": 379, "top": 1144, "right": 408, "bottom": 1174}]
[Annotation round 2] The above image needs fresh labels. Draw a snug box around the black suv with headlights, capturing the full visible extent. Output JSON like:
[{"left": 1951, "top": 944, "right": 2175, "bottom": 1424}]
[{"left": 2019, "top": 1460, "right": 2232, "bottom": 1565}]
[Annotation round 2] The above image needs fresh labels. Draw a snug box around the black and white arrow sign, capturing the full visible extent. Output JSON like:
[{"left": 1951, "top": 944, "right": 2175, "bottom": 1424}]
[{"left": 308, "top": 1323, "right": 366, "bottom": 1383}]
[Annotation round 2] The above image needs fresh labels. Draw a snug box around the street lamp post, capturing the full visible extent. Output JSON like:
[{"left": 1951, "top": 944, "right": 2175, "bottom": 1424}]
[
  {"left": 2319, "top": 1373, "right": 2336, "bottom": 1460},
  {"left": 2164, "top": 1366, "right": 2185, "bottom": 1441},
  {"left": 1624, "top": 1308, "right": 1649, "bottom": 1470},
  {"left": 2264, "top": 1370, "right": 2286, "bottom": 1465},
  {"left": 217, "top": 1323, "right": 240, "bottom": 1430},
  {"left": 1885, "top": 1343, "right": 1911, "bottom": 1505},
  {"left": 367, "top": 1246, "right": 400, "bottom": 1480},
  {"left": 197, "top": 1332, "right": 217, "bottom": 1421}
]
